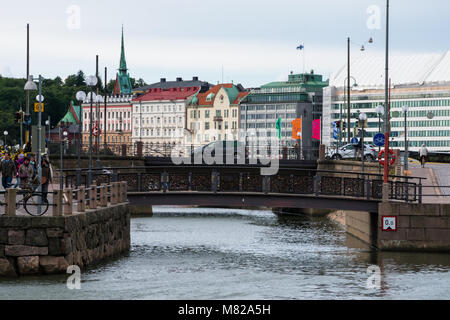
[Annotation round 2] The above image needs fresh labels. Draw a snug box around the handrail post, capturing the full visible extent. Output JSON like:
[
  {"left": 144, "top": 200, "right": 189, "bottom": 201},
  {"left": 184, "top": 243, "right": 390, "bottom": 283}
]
[
  {"left": 418, "top": 179, "right": 422, "bottom": 204},
  {"left": 63, "top": 188, "right": 73, "bottom": 216},
  {"left": 100, "top": 184, "right": 108, "bottom": 207},
  {"left": 78, "top": 186, "right": 86, "bottom": 212},
  {"left": 5, "top": 188, "right": 17, "bottom": 216},
  {"left": 89, "top": 185, "right": 97, "bottom": 209},
  {"left": 53, "top": 189, "right": 63, "bottom": 217},
  {"left": 111, "top": 182, "right": 118, "bottom": 205},
  {"left": 366, "top": 178, "right": 371, "bottom": 200}
]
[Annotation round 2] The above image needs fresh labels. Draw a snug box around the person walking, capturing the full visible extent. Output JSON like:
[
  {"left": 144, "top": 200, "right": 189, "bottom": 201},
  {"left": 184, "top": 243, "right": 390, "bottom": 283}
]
[
  {"left": 1, "top": 153, "right": 16, "bottom": 190},
  {"left": 41, "top": 157, "right": 52, "bottom": 201},
  {"left": 18, "top": 157, "right": 34, "bottom": 190},
  {"left": 13, "top": 153, "right": 25, "bottom": 188},
  {"left": 420, "top": 144, "right": 429, "bottom": 168}
]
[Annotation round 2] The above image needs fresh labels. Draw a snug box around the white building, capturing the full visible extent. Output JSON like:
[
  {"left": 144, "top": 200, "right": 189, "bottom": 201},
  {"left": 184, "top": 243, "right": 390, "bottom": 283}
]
[
  {"left": 131, "top": 87, "right": 199, "bottom": 155},
  {"left": 323, "top": 51, "right": 450, "bottom": 152}
]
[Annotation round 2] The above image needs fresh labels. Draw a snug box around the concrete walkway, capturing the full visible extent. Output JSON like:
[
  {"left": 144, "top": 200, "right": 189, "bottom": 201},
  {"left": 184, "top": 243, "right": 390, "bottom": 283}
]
[{"left": 408, "top": 162, "right": 450, "bottom": 203}]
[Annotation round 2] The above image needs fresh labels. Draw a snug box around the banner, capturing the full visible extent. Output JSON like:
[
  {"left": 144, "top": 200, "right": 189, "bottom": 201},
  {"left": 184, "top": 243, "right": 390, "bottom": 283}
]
[
  {"left": 312, "top": 119, "right": 321, "bottom": 140},
  {"left": 291, "top": 118, "right": 302, "bottom": 140}
]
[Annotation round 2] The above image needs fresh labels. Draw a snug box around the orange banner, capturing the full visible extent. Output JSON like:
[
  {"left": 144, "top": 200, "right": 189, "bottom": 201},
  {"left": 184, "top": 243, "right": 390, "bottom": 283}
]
[{"left": 292, "top": 118, "right": 302, "bottom": 140}]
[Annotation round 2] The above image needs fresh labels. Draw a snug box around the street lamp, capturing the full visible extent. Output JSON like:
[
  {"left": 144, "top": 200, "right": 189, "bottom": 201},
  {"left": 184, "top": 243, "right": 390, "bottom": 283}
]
[
  {"left": 342, "top": 76, "right": 357, "bottom": 147},
  {"left": 24, "top": 75, "right": 44, "bottom": 215},
  {"left": 96, "top": 94, "right": 104, "bottom": 168},
  {"left": 402, "top": 105, "right": 409, "bottom": 171},
  {"left": 75, "top": 91, "right": 87, "bottom": 188},
  {"left": 86, "top": 75, "right": 98, "bottom": 186},
  {"left": 359, "top": 112, "right": 367, "bottom": 176},
  {"left": 3, "top": 131, "right": 8, "bottom": 148},
  {"left": 60, "top": 129, "right": 68, "bottom": 189}
]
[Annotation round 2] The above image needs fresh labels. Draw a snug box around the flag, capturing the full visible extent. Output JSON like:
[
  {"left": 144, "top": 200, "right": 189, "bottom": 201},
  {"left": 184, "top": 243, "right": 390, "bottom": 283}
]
[
  {"left": 296, "top": 45, "right": 304, "bottom": 50},
  {"left": 292, "top": 118, "right": 302, "bottom": 140},
  {"left": 312, "top": 119, "right": 321, "bottom": 140},
  {"left": 276, "top": 118, "right": 282, "bottom": 140}
]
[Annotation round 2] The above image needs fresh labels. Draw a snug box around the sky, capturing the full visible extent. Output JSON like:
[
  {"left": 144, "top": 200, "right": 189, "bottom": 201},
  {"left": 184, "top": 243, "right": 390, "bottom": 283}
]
[{"left": 1, "top": 0, "right": 449, "bottom": 88}]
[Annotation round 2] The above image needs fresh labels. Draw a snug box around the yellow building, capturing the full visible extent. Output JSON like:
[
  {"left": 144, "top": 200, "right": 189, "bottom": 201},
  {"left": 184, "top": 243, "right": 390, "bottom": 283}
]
[{"left": 186, "top": 84, "right": 248, "bottom": 146}]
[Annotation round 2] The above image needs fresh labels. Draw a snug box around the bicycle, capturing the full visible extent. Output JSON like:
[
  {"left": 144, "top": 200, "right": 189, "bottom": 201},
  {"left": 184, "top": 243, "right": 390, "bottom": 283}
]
[{"left": 15, "top": 182, "right": 49, "bottom": 216}]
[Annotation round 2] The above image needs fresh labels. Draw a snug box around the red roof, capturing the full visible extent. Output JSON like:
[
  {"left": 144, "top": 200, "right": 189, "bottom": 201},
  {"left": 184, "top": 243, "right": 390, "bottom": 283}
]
[
  {"left": 133, "top": 86, "right": 200, "bottom": 102},
  {"left": 196, "top": 84, "right": 234, "bottom": 106}
]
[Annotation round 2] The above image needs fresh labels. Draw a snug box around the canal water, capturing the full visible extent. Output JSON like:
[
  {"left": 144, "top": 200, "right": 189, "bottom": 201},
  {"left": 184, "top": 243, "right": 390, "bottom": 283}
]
[{"left": 1, "top": 207, "right": 450, "bottom": 300}]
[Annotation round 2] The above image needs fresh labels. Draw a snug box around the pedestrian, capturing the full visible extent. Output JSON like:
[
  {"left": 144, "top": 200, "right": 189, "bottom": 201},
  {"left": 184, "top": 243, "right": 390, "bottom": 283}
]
[
  {"left": 18, "top": 157, "right": 34, "bottom": 190},
  {"left": 28, "top": 154, "right": 37, "bottom": 180},
  {"left": 41, "top": 157, "right": 52, "bottom": 201},
  {"left": 1, "top": 153, "right": 16, "bottom": 190},
  {"left": 420, "top": 144, "right": 429, "bottom": 168},
  {"left": 13, "top": 153, "right": 25, "bottom": 188}
]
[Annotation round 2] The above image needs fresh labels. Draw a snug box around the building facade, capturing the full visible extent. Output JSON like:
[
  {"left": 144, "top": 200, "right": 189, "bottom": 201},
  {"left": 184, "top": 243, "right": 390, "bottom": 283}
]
[
  {"left": 131, "top": 87, "right": 199, "bottom": 155},
  {"left": 323, "top": 51, "right": 450, "bottom": 152},
  {"left": 240, "top": 72, "right": 328, "bottom": 159},
  {"left": 186, "top": 83, "right": 248, "bottom": 145}
]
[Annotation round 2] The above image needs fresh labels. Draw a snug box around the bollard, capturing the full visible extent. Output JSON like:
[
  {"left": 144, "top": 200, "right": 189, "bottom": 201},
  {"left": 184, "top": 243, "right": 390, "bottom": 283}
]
[
  {"left": 77, "top": 186, "right": 86, "bottom": 213},
  {"left": 100, "top": 184, "right": 108, "bottom": 207},
  {"left": 89, "top": 185, "right": 97, "bottom": 210},
  {"left": 5, "top": 189, "right": 17, "bottom": 216},
  {"left": 63, "top": 188, "right": 73, "bottom": 216},
  {"left": 53, "top": 190, "right": 63, "bottom": 217},
  {"left": 111, "top": 183, "right": 118, "bottom": 205}
]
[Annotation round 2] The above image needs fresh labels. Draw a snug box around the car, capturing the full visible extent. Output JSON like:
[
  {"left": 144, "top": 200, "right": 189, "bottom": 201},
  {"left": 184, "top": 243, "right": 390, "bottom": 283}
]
[
  {"left": 326, "top": 143, "right": 377, "bottom": 161},
  {"left": 191, "top": 140, "right": 248, "bottom": 164}
]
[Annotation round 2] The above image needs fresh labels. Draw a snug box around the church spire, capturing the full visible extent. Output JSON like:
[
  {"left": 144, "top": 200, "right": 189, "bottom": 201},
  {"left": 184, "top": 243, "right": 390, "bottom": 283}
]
[{"left": 119, "top": 25, "right": 127, "bottom": 72}]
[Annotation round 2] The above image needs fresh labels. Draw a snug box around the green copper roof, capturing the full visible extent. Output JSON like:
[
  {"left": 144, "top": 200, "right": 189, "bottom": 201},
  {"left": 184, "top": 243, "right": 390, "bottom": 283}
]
[
  {"left": 58, "top": 101, "right": 81, "bottom": 125},
  {"left": 119, "top": 26, "right": 127, "bottom": 72},
  {"left": 115, "top": 26, "right": 133, "bottom": 95},
  {"left": 223, "top": 86, "right": 239, "bottom": 105}
]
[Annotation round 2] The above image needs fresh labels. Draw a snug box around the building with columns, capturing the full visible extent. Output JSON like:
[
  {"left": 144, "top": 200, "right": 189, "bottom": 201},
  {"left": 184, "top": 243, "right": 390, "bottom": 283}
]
[{"left": 186, "top": 83, "right": 248, "bottom": 146}]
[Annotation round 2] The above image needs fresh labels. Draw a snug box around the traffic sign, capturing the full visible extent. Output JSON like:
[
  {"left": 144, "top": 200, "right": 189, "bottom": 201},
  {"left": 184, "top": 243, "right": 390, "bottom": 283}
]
[
  {"left": 382, "top": 216, "right": 397, "bottom": 232},
  {"left": 34, "top": 102, "right": 44, "bottom": 112},
  {"left": 351, "top": 137, "right": 359, "bottom": 144},
  {"left": 373, "top": 133, "right": 385, "bottom": 147}
]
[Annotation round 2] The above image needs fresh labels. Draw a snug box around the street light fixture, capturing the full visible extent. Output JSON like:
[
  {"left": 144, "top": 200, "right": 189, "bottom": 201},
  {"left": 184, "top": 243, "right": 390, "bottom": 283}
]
[
  {"left": 3, "top": 131, "right": 8, "bottom": 148},
  {"left": 359, "top": 112, "right": 367, "bottom": 177},
  {"left": 75, "top": 91, "right": 87, "bottom": 188},
  {"left": 24, "top": 75, "right": 44, "bottom": 215},
  {"left": 86, "top": 76, "right": 98, "bottom": 186},
  {"left": 402, "top": 105, "right": 409, "bottom": 171},
  {"left": 96, "top": 94, "right": 104, "bottom": 168},
  {"left": 60, "top": 129, "right": 68, "bottom": 189}
]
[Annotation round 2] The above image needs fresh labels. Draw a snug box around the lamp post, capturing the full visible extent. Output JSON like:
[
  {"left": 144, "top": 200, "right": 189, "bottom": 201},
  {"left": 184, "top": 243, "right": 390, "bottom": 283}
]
[
  {"left": 96, "top": 94, "right": 103, "bottom": 168},
  {"left": 383, "top": 0, "right": 390, "bottom": 185},
  {"left": 359, "top": 112, "right": 367, "bottom": 177},
  {"left": 24, "top": 75, "right": 44, "bottom": 215},
  {"left": 75, "top": 91, "right": 87, "bottom": 188},
  {"left": 45, "top": 118, "right": 50, "bottom": 154},
  {"left": 86, "top": 75, "right": 98, "bottom": 186},
  {"left": 342, "top": 77, "right": 357, "bottom": 147},
  {"left": 59, "top": 128, "right": 68, "bottom": 190},
  {"left": 402, "top": 105, "right": 409, "bottom": 171},
  {"left": 3, "top": 131, "right": 8, "bottom": 149}
]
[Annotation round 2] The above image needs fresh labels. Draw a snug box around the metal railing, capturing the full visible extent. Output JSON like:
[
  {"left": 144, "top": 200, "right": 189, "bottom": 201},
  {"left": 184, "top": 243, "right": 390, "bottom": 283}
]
[
  {"left": 0, "top": 182, "right": 128, "bottom": 217},
  {"left": 60, "top": 166, "right": 425, "bottom": 203}
]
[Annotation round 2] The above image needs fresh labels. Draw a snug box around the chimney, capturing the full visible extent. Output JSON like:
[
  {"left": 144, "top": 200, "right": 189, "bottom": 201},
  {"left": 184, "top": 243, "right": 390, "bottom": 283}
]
[
  {"left": 176, "top": 77, "right": 183, "bottom": 82},
  {"left": 160, "top": 78, "right": 166, "bottom": 83},
  {"left": 193, "top": 76, "right": 199, "bottom": 81}
]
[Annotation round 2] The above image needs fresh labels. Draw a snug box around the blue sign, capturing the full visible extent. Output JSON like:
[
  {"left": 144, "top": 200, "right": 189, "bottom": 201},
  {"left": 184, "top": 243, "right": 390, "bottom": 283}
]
[
  {"left": 351, "top": 137, "right": 359, "bottom": 145},
  {"left": 332, "top": 122, "right": 339, "bottom": 140},
  {"left": 373, "top": 133, "right": 385, "bottom": 147}
]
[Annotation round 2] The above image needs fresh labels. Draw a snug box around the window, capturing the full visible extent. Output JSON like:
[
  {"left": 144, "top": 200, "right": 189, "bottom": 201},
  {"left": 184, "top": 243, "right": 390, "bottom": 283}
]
[{"left": 205, "top": 122, "right": 210, "bottom": 130}]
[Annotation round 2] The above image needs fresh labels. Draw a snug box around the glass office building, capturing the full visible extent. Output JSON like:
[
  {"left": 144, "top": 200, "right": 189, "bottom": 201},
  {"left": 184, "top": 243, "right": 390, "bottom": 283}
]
[{"left": 323, "top": 51, "right": 450, "bottom": 152}]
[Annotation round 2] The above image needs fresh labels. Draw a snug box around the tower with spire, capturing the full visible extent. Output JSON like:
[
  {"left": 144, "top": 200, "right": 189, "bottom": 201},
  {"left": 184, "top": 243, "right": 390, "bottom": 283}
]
[{"left": 113, "top": 26, "right": 133, "bottom": 95}]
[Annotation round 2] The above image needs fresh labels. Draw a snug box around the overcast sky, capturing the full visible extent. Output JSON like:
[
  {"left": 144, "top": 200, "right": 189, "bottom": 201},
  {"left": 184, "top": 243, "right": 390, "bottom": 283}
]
[{"left": 1, "top": 0, "right": 449, "bottom": 87}]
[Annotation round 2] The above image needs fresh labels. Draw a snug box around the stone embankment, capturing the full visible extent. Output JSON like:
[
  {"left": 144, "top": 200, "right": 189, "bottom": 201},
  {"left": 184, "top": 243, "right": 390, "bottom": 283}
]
[{"left": 0, "top": 204, "right": 130, "bottom": 277}]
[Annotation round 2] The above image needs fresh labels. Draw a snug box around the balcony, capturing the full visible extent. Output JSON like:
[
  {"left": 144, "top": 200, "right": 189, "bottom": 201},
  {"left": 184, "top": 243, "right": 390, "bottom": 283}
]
[{"left": 214, "top": 116, "right": 223, "bottom": 122}]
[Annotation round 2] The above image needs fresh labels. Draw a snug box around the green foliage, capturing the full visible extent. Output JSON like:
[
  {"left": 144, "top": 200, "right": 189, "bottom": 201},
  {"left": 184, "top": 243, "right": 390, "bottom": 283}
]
[{"left": 0, "top": 71, "right": 103, "bottom": 145}]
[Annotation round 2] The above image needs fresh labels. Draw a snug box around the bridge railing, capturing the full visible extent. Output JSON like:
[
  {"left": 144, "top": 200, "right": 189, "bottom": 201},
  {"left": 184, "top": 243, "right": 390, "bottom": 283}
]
[
  {"left": 0, "top": 182, "right": 128, "bottom": 217},
  {"left": 60, "top": 166, "right": 424, "bottom": 203}
]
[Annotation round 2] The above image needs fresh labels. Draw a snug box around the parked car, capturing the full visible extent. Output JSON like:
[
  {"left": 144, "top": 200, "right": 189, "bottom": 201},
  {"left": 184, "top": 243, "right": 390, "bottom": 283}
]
[
  {"left": 326, "top": 143, "right": 377, "bottom": 161},
  {"left": 191, "top": 140, "right": 248, "bottom": 163}
]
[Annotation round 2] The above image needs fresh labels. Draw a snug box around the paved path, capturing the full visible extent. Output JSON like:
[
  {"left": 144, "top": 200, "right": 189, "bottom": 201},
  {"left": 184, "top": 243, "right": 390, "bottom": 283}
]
[{"left": 408, "top": 161, "right": 450, "bottom": 203}]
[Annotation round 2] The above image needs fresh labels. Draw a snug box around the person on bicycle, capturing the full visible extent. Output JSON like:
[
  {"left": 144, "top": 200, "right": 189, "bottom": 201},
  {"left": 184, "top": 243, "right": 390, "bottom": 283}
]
[
  {"left": 1, "top": 153, "right": 16, "bottom": 190},
  {"left": 18, "top": 157, "right": 34, "bottom": 189},
  {"left": 420, "top": 144, "right": 429, "bottom": 168}
]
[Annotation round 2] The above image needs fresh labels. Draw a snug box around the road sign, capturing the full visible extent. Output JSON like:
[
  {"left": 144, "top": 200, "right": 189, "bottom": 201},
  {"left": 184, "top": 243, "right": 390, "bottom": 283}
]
[
  {"left": 34, "top": 102, "right": 44, "bottom": 112},
  {"left": 351, "top": 137, "right": 359, "bottom": 144},
  {"left": 373, "top": 133, "right": 385, "bottom": 147},
  {"left": 382, "top": 216, "right": 397, "bottom": 232}
]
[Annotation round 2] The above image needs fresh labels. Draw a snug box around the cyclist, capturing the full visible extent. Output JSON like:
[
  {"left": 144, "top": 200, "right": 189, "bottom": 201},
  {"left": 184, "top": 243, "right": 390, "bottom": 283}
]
[{"left": 419, "top": 144, "right": 429, "bottom": 168}]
